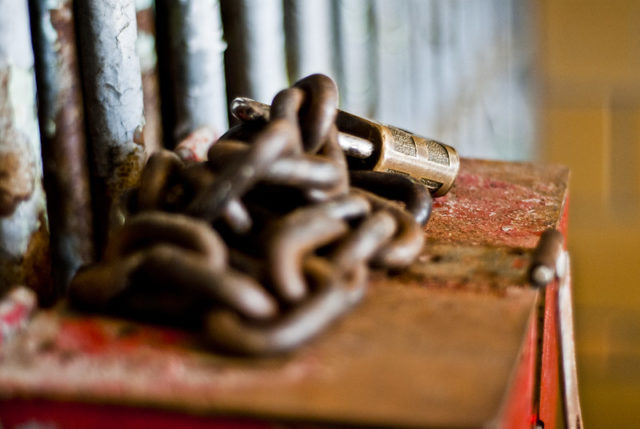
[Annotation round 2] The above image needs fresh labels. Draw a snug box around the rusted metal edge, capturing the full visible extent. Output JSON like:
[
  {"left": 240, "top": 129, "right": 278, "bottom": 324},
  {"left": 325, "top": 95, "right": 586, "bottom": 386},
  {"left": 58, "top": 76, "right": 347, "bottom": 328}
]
[{"left": 491, "top": 292, "right": 539, "bottom": 428}]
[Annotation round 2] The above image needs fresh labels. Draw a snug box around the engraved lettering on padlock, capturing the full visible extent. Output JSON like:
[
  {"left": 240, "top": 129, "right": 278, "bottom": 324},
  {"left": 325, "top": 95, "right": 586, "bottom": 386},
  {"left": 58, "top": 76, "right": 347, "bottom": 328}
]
[
  {"left": 337, "top": 110, "right": 460, "bottom": 197},
  {"left": 390, "top": 128, "right": 417, "bottom": 157}
]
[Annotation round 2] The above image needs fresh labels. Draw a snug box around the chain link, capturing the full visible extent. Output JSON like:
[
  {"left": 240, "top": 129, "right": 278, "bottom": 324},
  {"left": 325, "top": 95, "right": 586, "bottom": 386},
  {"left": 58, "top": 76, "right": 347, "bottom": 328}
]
[{"left": 70, "top": 74, "right": 433, "bottom": 356}]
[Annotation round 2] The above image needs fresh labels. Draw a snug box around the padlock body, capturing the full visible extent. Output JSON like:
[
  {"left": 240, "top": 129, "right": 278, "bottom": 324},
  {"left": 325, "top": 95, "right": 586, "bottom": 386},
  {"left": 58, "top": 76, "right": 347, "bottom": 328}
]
[{"left": 337, "top": 111, "right": 460, "bottom": 196}]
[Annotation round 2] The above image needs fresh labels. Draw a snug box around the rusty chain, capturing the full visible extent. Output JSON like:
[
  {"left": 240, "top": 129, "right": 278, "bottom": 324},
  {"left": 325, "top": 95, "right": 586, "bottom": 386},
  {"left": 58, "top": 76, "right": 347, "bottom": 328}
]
[{"left": 70, "top": 74, "right": 433, "bottom": 356}]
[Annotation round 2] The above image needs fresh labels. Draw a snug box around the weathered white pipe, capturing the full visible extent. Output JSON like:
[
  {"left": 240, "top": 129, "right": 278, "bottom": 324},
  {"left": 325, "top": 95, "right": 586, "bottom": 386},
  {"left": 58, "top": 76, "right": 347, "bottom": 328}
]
[
  {"left": 166, "top": 0, "right": 228, "bottom": 140},
  {"left": 334, "top": 0, "right": 375, "bottom": 117},
  {"left": 0, "top": 0, "right": 51, "bottom": 299},
  {"left": 76, "top": 0, "right": 146, "bottom": 247},
  {"left": 283, "top": 0, "right": 336, "bottom": 83},
  {"left": 221, "top": 0, "right": 288, "bottom": 104}
]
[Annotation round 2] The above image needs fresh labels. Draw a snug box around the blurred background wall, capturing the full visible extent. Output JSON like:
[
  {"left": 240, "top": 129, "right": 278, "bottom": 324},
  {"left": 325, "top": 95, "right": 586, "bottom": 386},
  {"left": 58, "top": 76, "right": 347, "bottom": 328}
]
[
  {"left": 537, "top": 1, "right": 640, "bottom": 427},
  {"left": 218, "top": 0, "right": 536, "bottom": 161}
]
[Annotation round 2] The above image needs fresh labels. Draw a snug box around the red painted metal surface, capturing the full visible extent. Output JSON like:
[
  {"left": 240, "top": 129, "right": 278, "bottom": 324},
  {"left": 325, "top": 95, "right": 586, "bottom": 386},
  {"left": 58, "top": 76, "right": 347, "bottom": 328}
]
[
  {"left": 0, "top": 287, "right": 37, "bottom": 347},
  {"left": 536, "top": 196, "right": 570, "bottom": 429},
  {"left": 0, "top": 159, "right": 570, "bottom": 428},
  {"left": 0, "top": 399, "right": 273, "bottom": 429},
  {"left": 500, "top": 307, "right": 539, "bottom": 429}
]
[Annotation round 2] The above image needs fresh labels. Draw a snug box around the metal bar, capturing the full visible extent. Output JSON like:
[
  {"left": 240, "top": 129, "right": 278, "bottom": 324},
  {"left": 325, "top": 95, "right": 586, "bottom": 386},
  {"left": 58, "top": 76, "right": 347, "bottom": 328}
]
[
  {"left": 528, "top": 229, "right": 584, "bottom": 428},
  {"left": 283, "top": 0, "right": 336, "bottom": 82},
  {"left": 529, "top": 229, "right": 564, "bottom": 287},
  {"left": 29, "top": 0, "right": 95, "bottom": 295},
  {"left": 165, "top": 0, "right": 228, "bottom": 142},
  {"left": 136, "top": 0, "right": 163, "bottom": 154},
  {"left": 220, "top": 0, "right": 288, "bottom": 106},
  {"left": 0, "top": 0, "right": 52, "bottom": 301},
  {"left": 333, "top": 0, "right": 375, "bottom": 117},
  {"left": 372, "top": 0, "right": 412, "bottom": 128},
  {"left": 409, "top": 0, "right": 439, "bottom": 135},
  {"left": 557, "top": 253, "right": 584, "bottom": 429},
  {"left": 76, "top": 0, "right": 147, "bottom": 251}
]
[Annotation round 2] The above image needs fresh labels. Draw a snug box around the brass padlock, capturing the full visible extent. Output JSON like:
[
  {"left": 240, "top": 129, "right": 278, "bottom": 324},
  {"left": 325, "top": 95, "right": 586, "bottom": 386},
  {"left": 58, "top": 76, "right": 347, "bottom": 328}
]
[{"left": 230, "top": 98, "right": 460, "bottom": 197}]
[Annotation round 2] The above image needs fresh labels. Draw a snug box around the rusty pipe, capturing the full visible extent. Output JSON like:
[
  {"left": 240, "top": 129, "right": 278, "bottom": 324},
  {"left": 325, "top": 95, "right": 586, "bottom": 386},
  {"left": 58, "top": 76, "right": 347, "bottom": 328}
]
[{"left": 30, "top": 0, "right": 96, "bottom": 295}]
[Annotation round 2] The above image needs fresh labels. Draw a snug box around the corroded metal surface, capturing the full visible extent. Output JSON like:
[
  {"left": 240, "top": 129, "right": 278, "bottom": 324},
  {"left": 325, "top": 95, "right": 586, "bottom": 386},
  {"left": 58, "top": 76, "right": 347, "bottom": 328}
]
[
  {"left": 427, "top": 158, "right": 570, "bottom": 248},
  {"left": 0, "top": 0, "right": 51, "bottom": 300},
  {"left": 30, "top": 0, "right": 95, "bottom": 294},
  {"left": 76, "top": 0, "right": 147, "bottom": 250},
  {"left": 0, "top": 159, "right": 569, "bottom": 427},
  {"left": 0, "top": 286, "right": 537, "bottom": 428}
]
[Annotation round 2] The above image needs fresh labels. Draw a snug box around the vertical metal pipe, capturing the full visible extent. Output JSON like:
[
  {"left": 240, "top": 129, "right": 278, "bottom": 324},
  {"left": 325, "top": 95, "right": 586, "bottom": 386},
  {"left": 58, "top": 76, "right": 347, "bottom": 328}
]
[
  {"left": 372, "top": 0, "right": 412, "bottom": 129},
  {"left": 334, "top": 0, "right": 375, "bottom": 117},
  {"left": 409, "top": 0, "right": 439, "bottom": 135},
  {"left": 220, "top": 0, "right": 288, "bottom": 105},
  {"left": 76, "top": 0, "right": 146, "bottom": 250},
  {"left": 0, "top": 0, "right": 52, "bottom": 300},
  {"left": 165, "top": 0, "right": 228, "bottom": 141},
  {"left": 29, "top": 0, "right": 95, "bottom": 294},
  {"left": 283, "top": 0, "right": 336, "bottom": 82},
  {"left": 136, "top": 0, "right": 163, "bottom": 154},
  {"left": 435, "top": 0, "right": 457, "bottom": 129}
]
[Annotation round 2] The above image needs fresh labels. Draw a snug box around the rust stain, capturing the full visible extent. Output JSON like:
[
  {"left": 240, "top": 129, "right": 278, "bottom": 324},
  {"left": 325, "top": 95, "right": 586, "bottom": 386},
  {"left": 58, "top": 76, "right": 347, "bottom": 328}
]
[
  {"left": 0, "top": 151, "right": 34, "bottom": 216},
  {"left": 137, "top": 6, "right": 163, "bottom": 155},
  {"left": 22, "top": 215, "right": 53, "bottom": 305},
  {"left": 0, "top": 215, "right": 52, "bottom": 305},
  {"left": 135, "top": 7, "right": 155, "bottom": 35},
  {"left": 0, "top": 61, "right": 51, "bottom": 299},
  {"left": 108, "top": 147, "right": 146, "bottom": 199},
  {"left": 48, "top": 2, "right": 93, "bottom": 231},
  {"left": 393, "top": 242, "right": 532, "bottom": 293},
  {"left": 0, "top": 72, "right": 35, "bottom": 217},
  {"left": 32, "top": 0, "right": 95, "bottom": 294}
]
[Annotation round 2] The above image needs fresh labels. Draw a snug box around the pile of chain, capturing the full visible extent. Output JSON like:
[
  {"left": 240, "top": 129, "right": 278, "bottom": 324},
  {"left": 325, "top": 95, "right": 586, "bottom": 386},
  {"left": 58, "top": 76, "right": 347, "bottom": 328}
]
[{"left": 69, "top": 74, "right": 433, "bottom": 356}]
